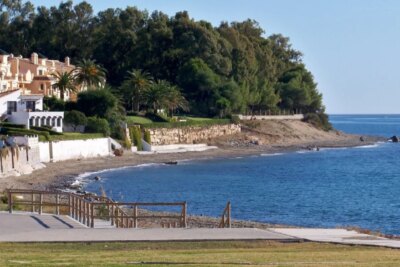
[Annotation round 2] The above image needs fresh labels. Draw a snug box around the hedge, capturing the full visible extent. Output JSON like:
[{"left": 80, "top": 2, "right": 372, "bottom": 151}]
[
  {"left": 145, "top": 119, "right": 231, "bottom": 129},
  {"left": 129, "top": 126, "right": 142, "bottom": 151}
]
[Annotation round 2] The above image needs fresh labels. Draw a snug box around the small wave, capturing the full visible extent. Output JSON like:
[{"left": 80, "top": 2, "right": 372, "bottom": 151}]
[
  {"left": 71, "top": 163, "right": 163, "bottom": 186},
  {"left": 261, "top": 153, "right": 284, "bottom": 157},
  {"left": 296, "top": 150, "right": 314, "bottom": 154},
  {"left": 319, "top": 147, "right": 348, "bottom": 151},
  {"left": 355, "top": 144, "right": 380, "bottom": 149}
]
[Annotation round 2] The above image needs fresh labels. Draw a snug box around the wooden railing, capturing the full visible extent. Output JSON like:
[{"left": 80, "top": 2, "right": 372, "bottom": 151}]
[
  {"left": 219, "top": 201, "right": 231, "bottom": 228},
  {"left": 6, "top": 189, "right": 187, "bottom": 228}
]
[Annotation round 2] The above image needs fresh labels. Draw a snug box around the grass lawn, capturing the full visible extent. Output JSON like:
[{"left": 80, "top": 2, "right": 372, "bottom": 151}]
[
  {"left": 126, "top": 116, "right": 154, "bottom": 125},
  {"left": 0, "top": 241, "right": 399, "bottom": 266},
  {"left": 181, "top": 116, "right": 214, "bottom": 122},
  {"left": 47, "top": 132, "right": 104, "bottom": 141}
]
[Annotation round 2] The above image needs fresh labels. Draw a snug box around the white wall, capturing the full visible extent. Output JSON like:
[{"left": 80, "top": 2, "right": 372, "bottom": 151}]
[
  {"left": 8, "top": 111, "right": 29, "bottom": 125},
  {"left": 39, "top": 142, "right": 51, "bottom": 163},
  {"left": 39, "top": 138, "right": 112, "bottom": 163},
  {"left": 0, "top": 89, "right": 20, "bottom": 115}
]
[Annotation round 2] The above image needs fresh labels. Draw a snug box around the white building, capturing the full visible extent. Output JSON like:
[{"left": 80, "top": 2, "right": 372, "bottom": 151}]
[{"left": 0, "top": 89, "right": 64, "bottom": 132}]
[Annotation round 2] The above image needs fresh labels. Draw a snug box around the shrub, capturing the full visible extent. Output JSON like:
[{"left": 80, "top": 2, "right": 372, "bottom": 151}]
[
  {"left": 64, "top": 110, "right": 87, "bottom": 131},
  {"left": 43, "top": 96, "right": 65, "bottom": 111},
  {"left": 85, "top": 117, "right": 110, "bottom": 136},
  {"left": 126, "top": 111, "right": 139, "bottom": 116},
  {"left": 303, "top": 113, "right": 332, "bottom": 131},
  {"left": 144, "top": 130, "right": 151, "bottom": 144},
  {"left": 145, "top": 112, "right": 169, "bottom": 122},
  {"left": 129, "top": 126, "right": 142, "bottom": 151},
  {"left": 0, "top": 122, "right": 26, "bottom": 129},
  {"left": 0, "top": 127, "right": 50, "bottom": 140},
  {"left": 145, "top": 119, "right": 231, "bottom": 129},
  {"left": 31, "top": 126, "right": 63, "bottom": 135},
  {"left": 229, "top": 115, "right": 240, "bottom": 124},
  {"left": 77, "top": 89, "right": 118, "bottom": 118}
]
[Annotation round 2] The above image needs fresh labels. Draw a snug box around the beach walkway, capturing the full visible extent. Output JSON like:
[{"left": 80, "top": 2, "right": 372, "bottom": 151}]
[
  {"left": 2, "top": 213, "right": 400, "bottom": 248},
  {"left": 0, "top": 213, "right": 294, "bottom": 242}
]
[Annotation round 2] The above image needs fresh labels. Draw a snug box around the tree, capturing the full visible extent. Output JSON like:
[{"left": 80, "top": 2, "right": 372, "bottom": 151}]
[
  {"left": 85, "top": 116, "right": 110, "bottom": 136},
  {"left": 51, "top": 70, "right": 76, "bottom": 100},
  {"left": 164, "top": 85, "right": 189, "bottom": 116},
  {"left": 0, "top": 2, "right": 327, "bottom": 119},
  {"left": 64, "top": 110, "right": 87, "bottom": 131},
  {"left": 142, "top": 80, "right": 169, "bottom": 113},
  {"left": 120, "top": 69, "right": 153, "bottom": 112},
  {"left": 76, "top": 88, "right": 118, "bottom": 118},
  {"left": 74, "top": 59, "right": 107, "bottom": 90}
]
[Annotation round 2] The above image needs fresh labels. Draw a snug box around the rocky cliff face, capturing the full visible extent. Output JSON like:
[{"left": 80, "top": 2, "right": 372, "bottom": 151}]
[{"left": 149, "top": 124, "right": 241, "bottom": 145}]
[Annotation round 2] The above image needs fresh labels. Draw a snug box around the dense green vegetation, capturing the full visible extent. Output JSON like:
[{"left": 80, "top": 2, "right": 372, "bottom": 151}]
[
  {"left": 0, "top": 0, "right": 331, "bottom": 129},
  {"left": 0, "top": 123, "right": 104, "bottom": 141}
]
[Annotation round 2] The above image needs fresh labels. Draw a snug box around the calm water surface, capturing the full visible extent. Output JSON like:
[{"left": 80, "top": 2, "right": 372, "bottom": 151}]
[{"left": 84, "top": 115, "right": 400, "bottom": 234}]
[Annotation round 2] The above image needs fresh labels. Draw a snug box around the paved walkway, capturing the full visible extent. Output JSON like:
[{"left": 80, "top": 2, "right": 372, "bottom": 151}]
[
  {"left": 0, "top": 213, "right": 295, "bottom": 242},
  {"left": 2, "top": 213, "right": 400, "bottom": 248},
  {"left": 271, "top": 228, "right": 400, "bottom": 248}
]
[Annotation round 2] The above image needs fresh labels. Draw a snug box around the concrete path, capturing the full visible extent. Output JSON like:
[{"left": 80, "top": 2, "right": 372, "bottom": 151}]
[
  {"left": 0, "top": 213, "right": 295, "bottom": 242},
  {"left": 271, "top": 228, "right": 400, "bottom": 248},
  {"left": 2, "top": 213, "right": 400, "bottom": 247}
]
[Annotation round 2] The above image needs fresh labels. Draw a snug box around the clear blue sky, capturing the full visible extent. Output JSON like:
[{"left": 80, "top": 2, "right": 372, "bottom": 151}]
[{"left": 30, "top": 0, "right": 400, "bottom": 114}]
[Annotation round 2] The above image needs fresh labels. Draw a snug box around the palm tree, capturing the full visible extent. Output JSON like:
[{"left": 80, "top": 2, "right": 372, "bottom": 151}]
[
  {"left": 121, "top": 69, "right": 153, "bottom": 112},
  {"left": 165, "top": 86, "right": 189, "bottom": 116},
  {"left": 51, "top": 71, "right": 76, "bottom": 100},
  {"left": 74, "top": 59, "right": 107, "bottom": 90},
  {"left": 142, "top": 80, "right": 170, "bottom": 113}
]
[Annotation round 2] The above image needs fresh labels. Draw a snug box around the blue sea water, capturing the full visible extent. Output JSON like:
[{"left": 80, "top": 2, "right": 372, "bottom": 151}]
[{"left": 84, "top": 115, "right": 400, "bottom": 235}]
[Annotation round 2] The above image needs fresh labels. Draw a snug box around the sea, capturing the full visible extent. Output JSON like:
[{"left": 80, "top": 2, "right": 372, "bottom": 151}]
[{"left": 82, "top": 115, "right": 400, "bottom": 235}]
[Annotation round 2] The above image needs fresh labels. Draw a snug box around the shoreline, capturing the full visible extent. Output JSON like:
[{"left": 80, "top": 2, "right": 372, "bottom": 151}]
[
  {"left": 0, "top": 133, "right": 389, "bottom": 234},
  {"left": 0, "top": 135, "right": 384, "bottom": 192}
]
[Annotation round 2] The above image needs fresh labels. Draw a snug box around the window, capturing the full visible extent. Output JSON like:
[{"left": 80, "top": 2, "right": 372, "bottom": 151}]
[
  {"left": 40, "top": 84, "right": 44, "bottom": 91},
  {"left": 7, "top": 101, "right": 17, "bottom": 114},
  {"left": 38, "top": 70, "right": 43, "bottom": 75},
  {"left": 26, "top": 101, "right": 36, "bottom": 111}
]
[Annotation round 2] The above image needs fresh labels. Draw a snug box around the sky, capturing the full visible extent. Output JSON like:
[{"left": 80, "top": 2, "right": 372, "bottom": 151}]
[{"left": 29, "top": 0, "right": 400, "bottom": 114}]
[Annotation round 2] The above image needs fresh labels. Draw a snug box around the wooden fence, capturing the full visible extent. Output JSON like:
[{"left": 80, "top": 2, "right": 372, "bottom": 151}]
[{"left": 6, "top": 189, "right": 188, "bottom": 228}]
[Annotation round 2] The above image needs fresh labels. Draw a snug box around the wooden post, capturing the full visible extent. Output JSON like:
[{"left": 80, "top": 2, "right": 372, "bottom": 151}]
[
  {"left": 8, "top": 190, "right": 12, "bottom": 214},
  {"left": 82, "top": 200, "right": 86, "bottom": 225},
  {"left": 133, "top": 205, "right": 138, "bottom": 228},
  {"left": 110, "top": 204, "right": 114, "bottom": 226},
  {"left": 117, "top": 209, "right": 120, "bottom": 228},
  {"left": 71, "top": 196, "right": 75, "bottom": 218},
  {"left": 39, "top": 193, "right": 43, "bottom": 215},
  {"left": 121, "top": 209, "right": 124, "bottom": 228},
  {"left": 68, "top": 194, "right": 72, "bottom": 217},
  {"left": 227, "top": 201, "right": 231, "bottom": 228},
  {"left": 31, "top": 193, "right": 34, "bottom": 213},
  {"left": 78, "top": 198, "right": 81, "bottom": 222},
  {"left": 86, "top": 202, "right": 90, "bottom": 227},
  {"left": 182, "top": 202, "right": 187, "bottom": 228},
  {"left": 56, "top": 194, "right": 60, "bottom": 215},
  {"left": 75, "top": 196, "right": 78, "bottom": 220},
  {"left": 90, "top": 203, "right": 94, "bottom": 228}
]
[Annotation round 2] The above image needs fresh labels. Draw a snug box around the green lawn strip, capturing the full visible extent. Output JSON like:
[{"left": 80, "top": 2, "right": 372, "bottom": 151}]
[
  {"left": 48, "top": 132, "right": 104, "bottom": 141},
  {"left": 145, "top": 118, "right": 231, "bottom": 129},
  {"left": 0, "top": 241, "right": 399, "bottom": 266},
  {"left": 180, "top": 116, "right": 214, "bottom": 122},
  {"left": 126, "top": 116, "right": 154, "bottom": 125}
]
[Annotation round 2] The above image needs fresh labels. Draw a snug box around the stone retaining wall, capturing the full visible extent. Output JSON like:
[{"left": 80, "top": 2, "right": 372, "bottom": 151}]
[{"left": 148, "top": 124, "right": 241, "bottom": 145}]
